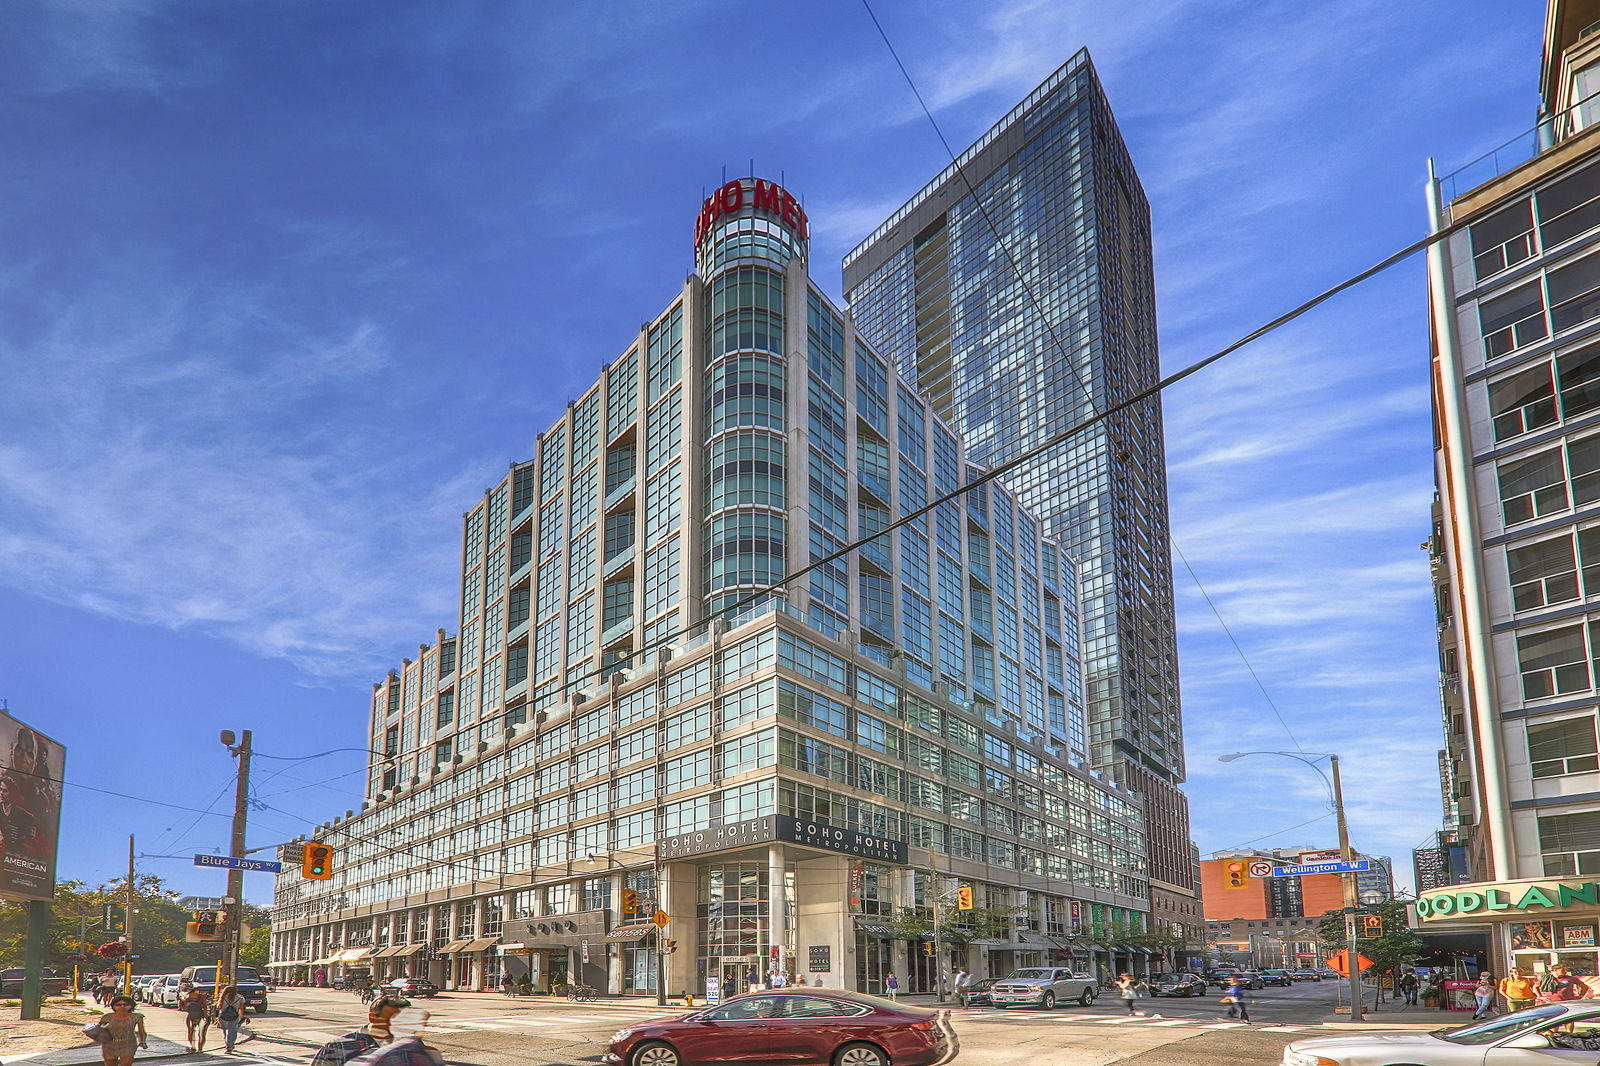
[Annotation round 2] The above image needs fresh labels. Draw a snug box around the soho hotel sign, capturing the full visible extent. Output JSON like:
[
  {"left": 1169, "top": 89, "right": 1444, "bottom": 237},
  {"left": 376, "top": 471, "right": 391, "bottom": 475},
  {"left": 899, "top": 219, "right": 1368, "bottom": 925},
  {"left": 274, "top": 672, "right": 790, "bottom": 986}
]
[
  {"left": 657, "top": 815, "right": 908, "bottom": 865},
  {"left": 693, "top": 178, "right": 810, "bottom": 251}
]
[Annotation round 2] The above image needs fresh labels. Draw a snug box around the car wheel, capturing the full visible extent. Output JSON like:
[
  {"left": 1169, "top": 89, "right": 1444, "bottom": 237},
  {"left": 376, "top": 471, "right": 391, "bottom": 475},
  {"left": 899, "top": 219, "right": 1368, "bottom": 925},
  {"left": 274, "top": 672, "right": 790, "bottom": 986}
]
[
  {"left": 834, "top": 1042, "right": 888, "bottom": 1066},
  {"left": 253, "top": 1005, "right": 266, "bottom": 1014},
  {"left": 631, "top": 1041, "right": 680, "bottom": 1066},
  {"left": 1078, "top": 988, "right": 1094, "bottom": 1006},
  {"left": 1041, "top": 991, "right": 1056, "bottom": 1009}
]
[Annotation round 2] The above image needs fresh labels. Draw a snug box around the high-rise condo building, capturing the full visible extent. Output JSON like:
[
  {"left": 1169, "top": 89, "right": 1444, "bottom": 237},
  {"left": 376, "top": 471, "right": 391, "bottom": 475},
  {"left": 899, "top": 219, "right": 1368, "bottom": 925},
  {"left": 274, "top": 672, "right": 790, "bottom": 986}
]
[
  {"left": 843, "top": 51, "right": 1197, "bottom": 951},
  {"left": 1425, "top": 0, "right": 1600, "bottom": 976},
  {"left": 269, "top": 177, "right": 1154, "bottom": 998}
]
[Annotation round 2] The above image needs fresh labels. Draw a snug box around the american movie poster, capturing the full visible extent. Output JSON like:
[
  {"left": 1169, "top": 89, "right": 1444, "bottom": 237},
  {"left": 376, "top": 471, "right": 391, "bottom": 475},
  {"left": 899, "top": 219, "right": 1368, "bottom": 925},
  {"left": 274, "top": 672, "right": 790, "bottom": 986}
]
[{"left": 0, "top": 712, "right": 65, "bottom": 902}]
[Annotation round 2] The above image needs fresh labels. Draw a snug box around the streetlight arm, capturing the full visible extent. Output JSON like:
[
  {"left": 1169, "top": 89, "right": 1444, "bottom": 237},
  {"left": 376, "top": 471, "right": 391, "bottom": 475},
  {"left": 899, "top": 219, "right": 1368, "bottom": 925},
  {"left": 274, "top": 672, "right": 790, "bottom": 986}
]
[{"left": 1219, "top": 751, "right": 1336, "bottom": 809}]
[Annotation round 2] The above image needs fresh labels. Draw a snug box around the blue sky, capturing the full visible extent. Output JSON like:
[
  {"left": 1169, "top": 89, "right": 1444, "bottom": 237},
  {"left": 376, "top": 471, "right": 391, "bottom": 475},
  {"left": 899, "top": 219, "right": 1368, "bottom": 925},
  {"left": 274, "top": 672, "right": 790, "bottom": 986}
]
[{"left": 2, "top": 0, "right": 1539, "bottom": 904}]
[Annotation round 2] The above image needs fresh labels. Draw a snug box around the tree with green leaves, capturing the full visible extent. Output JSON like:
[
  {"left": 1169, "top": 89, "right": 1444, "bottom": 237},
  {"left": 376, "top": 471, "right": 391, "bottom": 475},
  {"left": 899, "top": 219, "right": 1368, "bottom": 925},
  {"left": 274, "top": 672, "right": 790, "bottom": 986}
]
[
  {"left": 1316, "top": 899, "right": 1427, "bottom": 1008},
  {"left": 0, "top": 876, "right": 271, "bottom": 976}
]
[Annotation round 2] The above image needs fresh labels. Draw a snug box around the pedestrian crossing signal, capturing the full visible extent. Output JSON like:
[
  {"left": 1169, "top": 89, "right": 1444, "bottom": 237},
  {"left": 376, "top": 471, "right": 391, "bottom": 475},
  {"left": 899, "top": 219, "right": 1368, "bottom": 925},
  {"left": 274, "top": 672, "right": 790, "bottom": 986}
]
[
  {"left": 302, "top": 841, "right": 334, "bottom": 880},
  {"left": 1360, "top": 915, "right": 1383, "bottom": 938},
  {"left": 185, "top": 910, "right": 224, "bottom": 943},
  {"left": 956, "top": 886, "right": 974, "bottom": 910}
]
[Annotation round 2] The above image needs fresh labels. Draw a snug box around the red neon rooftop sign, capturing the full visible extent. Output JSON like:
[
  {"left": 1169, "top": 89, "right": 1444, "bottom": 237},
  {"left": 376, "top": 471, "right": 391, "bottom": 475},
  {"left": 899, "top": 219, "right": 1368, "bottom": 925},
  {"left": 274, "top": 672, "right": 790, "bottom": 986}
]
[{"left": 694, "top": 178, "right": 809, "bottom": 251}]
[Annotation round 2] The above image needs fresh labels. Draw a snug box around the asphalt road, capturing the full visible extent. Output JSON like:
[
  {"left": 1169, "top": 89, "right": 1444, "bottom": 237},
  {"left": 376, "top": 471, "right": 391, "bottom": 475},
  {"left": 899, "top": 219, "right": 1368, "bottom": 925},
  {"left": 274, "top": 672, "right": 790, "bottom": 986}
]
[{"left": 116, "top": 980, "right": 1404, "bottom": 1066}]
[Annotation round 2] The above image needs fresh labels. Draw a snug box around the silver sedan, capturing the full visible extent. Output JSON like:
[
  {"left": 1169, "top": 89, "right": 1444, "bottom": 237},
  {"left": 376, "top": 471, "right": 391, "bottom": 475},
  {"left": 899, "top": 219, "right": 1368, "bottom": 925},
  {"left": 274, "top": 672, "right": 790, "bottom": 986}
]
[{"left": 1281, "top": 1003, "right": 1600, "bottom": 1066}]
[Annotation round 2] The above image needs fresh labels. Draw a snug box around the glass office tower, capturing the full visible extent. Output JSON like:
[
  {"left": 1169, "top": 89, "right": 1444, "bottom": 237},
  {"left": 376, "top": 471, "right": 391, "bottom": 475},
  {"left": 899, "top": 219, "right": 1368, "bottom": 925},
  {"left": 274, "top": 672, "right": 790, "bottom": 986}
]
[{"left": 844, "top": 51, "right": 1197, "bottom": 949}]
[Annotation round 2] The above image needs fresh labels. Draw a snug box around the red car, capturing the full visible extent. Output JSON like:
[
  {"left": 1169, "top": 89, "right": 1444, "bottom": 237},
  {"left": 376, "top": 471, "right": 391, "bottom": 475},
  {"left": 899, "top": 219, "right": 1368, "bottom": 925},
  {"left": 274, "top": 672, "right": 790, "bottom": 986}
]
[{"left": 605, "top": 989, "right": 959, "bottom": 1066}]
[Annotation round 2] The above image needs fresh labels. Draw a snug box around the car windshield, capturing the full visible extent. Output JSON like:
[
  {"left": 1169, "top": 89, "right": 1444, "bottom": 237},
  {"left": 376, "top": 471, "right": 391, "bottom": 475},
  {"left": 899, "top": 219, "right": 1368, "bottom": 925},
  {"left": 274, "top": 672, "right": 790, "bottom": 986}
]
[
  {"left": 1154, "top": 974, "right": 1185, "bottom": 981},
  {"left": 1436, "top": 1005, "right": 1567, "bottom": 1045},
  {"left": 1007, "top": 970, "right": 1056, "bottom": 980}
]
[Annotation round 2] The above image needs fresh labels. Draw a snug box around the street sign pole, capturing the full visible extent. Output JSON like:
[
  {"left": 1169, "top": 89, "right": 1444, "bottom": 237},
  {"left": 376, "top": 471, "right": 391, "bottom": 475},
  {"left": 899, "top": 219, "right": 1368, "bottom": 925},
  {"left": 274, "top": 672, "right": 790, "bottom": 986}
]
[
  {"left": 221, "top": 730, "right": 253, "bottom": 993},
  {"left": 1331, "top": 756, "right": 1363, "bottom": 1023}
]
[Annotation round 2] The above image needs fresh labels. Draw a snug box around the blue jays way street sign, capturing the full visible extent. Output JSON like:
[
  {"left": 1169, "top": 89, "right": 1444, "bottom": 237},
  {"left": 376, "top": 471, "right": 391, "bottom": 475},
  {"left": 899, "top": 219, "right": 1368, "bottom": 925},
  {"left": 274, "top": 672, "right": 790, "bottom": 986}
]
[{"left": 194, "top": 855, "right": 282, "bottom": 873}]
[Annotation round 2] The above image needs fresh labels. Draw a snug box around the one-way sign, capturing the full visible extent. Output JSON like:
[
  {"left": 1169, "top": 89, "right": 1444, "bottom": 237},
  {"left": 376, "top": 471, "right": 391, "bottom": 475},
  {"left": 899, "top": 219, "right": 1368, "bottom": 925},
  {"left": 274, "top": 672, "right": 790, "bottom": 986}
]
[
  {"left": 194, "top": 855, "right": 282, "bottom": 873},
  {"left": 1272, "top": 859, "right": 1370, "bottom": 877}
]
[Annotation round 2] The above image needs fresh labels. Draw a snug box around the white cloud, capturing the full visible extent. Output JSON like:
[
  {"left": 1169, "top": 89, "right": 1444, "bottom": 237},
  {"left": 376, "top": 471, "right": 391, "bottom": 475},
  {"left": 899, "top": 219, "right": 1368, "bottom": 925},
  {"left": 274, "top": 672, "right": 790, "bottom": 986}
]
[{"left": 0, "top": 262, "right": 479, "bottom": 681}]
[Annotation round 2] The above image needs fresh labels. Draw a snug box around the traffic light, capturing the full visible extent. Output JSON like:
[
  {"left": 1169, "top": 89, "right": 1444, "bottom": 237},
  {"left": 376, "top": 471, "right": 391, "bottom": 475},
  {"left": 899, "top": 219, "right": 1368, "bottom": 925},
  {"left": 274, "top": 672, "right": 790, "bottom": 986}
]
[
  {"left": 302, "top": 841, "right": 334, "bottom": 880},
  {"left": 921, "top": 940, "right": 935, "bottom": 957},
  {"left": 956, "top": 886, "right": 974, "bottom": 910},
  {"left": 1223, "top": 860, "right": 1249, "bottom": 890},
  {"left": 185, "top": 910, "right": 225, "bottom": 944},
  {"left": 622, "top": 889, "right": 640, "bottom": 915},
  {"left": 1360, "top": 915, "right": 1384, "bottom": 938}
]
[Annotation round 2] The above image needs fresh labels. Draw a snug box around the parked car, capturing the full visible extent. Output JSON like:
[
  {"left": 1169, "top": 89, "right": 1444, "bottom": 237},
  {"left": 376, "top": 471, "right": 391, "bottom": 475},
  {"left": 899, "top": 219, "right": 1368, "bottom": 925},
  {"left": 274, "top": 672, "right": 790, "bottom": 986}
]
[
  {"left": 961, "top": 978, "right": 998, "bottom": 1007},
  {"left": 1231, "top": 972, "right": 1267, "bottom": 990},
  {"left": 180, "top": 965, "right": 269, "bottom": 1014},
  {"left": 1289, "top": 970, "right": 1322, "bottom": 982},
  {"left": 0, "top": 968, "right": 70, "bottom": 997},
  {"left": 1260, "top": 969, "right": 1295, "bottom": 987},
  {"left": 989, "top": 968, "right": 1097, "bottom": 1009},
  {"left": 154, "top": 975, "right": 183, "bottom": 1007},
  {"left": 1317, "top": 968, "right": 1342, "bottom": 981},
  {"left": 1280, "top": 1002, "right": 1600, "bottom": 1065},
  {"left": 605, "top": 989, "right": 958, "bottom": 1066},
  {"left": 132, "top": 975, "right": 163, "bottom": 1002},
  {"left": 383, "top": 976, "right": 438, "bottom": 998},
  {"left": 1150, "top": 973, "right": 1207, "bottom": 997}
]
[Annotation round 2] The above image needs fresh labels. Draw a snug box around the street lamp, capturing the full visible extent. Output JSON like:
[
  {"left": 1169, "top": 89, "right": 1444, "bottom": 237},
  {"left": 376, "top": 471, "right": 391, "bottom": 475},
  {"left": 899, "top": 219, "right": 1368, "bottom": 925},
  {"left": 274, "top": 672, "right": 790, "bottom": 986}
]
[{"left": 1218, "top": 750, "right": 1365, "bottom": 1023}]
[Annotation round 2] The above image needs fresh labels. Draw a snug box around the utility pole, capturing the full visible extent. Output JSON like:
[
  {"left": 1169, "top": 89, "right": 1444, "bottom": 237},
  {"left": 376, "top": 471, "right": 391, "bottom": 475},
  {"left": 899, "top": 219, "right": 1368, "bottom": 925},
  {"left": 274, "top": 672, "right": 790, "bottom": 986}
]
[
  {"left": 1331, "top": 756, "right": 1363, "bottom": 1023},
  {"left": 221, "top": 730, "right": 253, "bottom": 991},
  {"left": 124, "top": 835, "right": 136, "bottom": 994}
]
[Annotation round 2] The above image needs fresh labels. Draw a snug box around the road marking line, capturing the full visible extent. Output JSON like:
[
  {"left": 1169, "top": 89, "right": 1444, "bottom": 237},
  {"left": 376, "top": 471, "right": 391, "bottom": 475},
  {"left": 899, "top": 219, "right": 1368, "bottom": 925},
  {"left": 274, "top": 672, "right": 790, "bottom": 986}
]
[
  {"left": 448, "top": 1022, "right": 515, "bottom": 1029},
  {"left": 1257, "top": 1026, "right": 1306, "bottom": 1032},
  {"left": 1092, "top": 1016, "right": 1150, "bottom": 1024},
  {"left": 1199, "top": 1022, "right": 1246, "bottom": 1029},
  {"left": 1147, "top": 1020, "right": 1196, "bottom": 1026}
]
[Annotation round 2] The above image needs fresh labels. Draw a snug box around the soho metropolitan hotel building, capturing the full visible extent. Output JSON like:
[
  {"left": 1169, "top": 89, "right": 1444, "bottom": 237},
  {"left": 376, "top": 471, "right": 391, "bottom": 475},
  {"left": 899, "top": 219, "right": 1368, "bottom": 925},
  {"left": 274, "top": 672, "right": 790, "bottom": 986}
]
[{"left": 269, "top": 178, "right": 1151, "bottom": 998}]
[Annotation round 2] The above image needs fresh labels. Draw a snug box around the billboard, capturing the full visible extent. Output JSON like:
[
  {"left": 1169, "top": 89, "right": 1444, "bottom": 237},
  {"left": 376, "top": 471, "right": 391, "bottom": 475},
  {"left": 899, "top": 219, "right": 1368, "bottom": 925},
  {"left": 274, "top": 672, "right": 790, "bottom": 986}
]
[{"left": 0, "top": 711, "right": 65, "bottom": 902}]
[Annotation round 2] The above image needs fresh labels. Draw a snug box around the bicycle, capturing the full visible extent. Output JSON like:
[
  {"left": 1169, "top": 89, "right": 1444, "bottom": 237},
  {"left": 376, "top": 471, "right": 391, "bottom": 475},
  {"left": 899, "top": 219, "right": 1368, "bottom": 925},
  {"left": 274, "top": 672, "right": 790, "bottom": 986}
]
[
  {"left": 565, "top": 984, "right": 597, "bottom": 1003},
  {"left": 356, "top": 986, "right": 377, "bottom": 1006}
]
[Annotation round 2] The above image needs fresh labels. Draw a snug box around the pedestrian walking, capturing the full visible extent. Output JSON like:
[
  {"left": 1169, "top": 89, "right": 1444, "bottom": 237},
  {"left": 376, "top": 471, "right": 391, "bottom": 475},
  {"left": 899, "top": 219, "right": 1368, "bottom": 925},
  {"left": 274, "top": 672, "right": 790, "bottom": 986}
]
[
  {"left": 744, "top": 970, "right": 760, "bottom": 993},
  {"left": 953, "top": 967, "right": 972, "bottom": 1008},
  {"left": 215, "top": 984, "right": 247, "bottom": 1055},
  {"left": 1541, "top": 964, "right": 1592, "bottom": 1003},
  {"left": 1398, "top": 969, "right": 1420, "bottom": 1006},
  {"left": 96, "top": 971, "right": 119, "bottom": 1007},
  {"left": 1499, "top": 967, "right": 1537, "bottom": 1013},
  {"left": 93, "top": 996, "right": 148, "bottom": 1066},
  {"left": 885, "top": 972, "right": 899, "bottom": 1001},
  {"left": 1115, "top": 973, "right": 1146, "bottom": 1016},
  {"left": 346, "top": 1008, "right": 444, "bottom": 1066},
  {"left": 1472, "top": 974, "right": 1494, "bottom": 1019},
  {"left": 770, "top": 970, "right": 788, "bottom": 989},
  {"left": 1222, "top": 978, "right": 1251, "bottom": 1023},
  {"left": 312, "top": 995, "right": 409, "bottom": 1066},
  {"left": 181, "top": 988, "right": 211, "bottom": 1051}
]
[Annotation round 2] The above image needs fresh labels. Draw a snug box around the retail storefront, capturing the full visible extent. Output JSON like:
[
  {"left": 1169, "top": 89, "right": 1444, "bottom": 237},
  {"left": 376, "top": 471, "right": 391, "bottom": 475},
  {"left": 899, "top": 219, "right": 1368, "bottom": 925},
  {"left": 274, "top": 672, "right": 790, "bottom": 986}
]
[{"left": 1417, "top": 876, "right": 1600, "bottom": 983}]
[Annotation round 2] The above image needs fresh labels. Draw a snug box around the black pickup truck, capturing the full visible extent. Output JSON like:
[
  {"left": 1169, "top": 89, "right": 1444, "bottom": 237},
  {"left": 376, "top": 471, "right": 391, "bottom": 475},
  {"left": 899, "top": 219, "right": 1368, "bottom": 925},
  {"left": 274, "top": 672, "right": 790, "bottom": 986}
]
[{"left": 0, "top": 967, "right": 71, "bottom": 997}]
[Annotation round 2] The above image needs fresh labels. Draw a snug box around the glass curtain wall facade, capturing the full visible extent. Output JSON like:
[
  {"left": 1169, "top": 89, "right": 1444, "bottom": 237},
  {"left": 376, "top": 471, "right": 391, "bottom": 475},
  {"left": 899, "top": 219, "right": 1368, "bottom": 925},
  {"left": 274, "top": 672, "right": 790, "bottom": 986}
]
[
  {"left": 269, "top": 177, "right": 1153, "bottom": 995},
  {"left": 843, "top": 51, "right": 1195, "bottom": 947}
]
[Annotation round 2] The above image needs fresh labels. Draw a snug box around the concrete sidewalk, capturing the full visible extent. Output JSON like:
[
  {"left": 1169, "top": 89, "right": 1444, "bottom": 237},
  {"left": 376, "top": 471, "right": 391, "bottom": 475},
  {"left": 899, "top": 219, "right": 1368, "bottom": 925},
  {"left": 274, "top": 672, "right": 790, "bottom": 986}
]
[{"left": 4, "top": 999, "right": 252, "bottom": 1066}]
